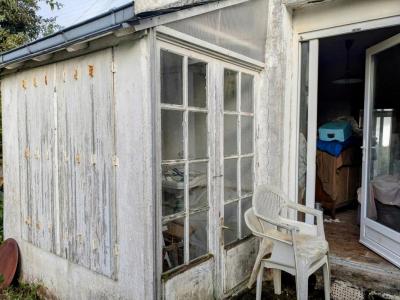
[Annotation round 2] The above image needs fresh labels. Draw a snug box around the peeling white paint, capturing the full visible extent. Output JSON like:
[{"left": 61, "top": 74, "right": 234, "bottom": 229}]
[
  {"left": 224, "top": 238, "right": 259, "bottom": 293},
  {"left": 283, "top": 0, "right": 336, "bottom": 9},
  {"left": 163, "top": 259, "right": 214, "bottom": 300},
  {"left": 135, "top": 0, "right": 209, "bottom": 14}
]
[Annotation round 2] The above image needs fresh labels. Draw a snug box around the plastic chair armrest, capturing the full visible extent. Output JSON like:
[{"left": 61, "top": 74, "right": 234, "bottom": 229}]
[
  {"left": 286, "top": 202, "right": 323, "bottom": 217},
  {"left": 285, "top": 202, "right": 325, "bottom": 238},
  {"left": 251, "top": 229, "right": 294, "bottom": 245}
]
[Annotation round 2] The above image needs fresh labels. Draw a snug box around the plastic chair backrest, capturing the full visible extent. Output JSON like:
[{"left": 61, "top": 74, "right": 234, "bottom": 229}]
[{"left": 253, "top": 185, "right": 287, "bottom": 228}]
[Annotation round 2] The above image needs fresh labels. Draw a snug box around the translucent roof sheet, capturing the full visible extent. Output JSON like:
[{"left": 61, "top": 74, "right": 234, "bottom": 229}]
[{"left": 166, "top": 0, "right": 268, "bottom": 62}]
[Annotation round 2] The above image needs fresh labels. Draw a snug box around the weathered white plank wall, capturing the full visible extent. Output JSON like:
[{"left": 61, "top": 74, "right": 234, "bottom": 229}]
[
  {"left": 18, "top": 65, "right": 57, "bottom": 253},
  {"left": 56, "top": 50, "right": 117, "bottom": 278},
  {"left": 14, "top": 49, "right": 118, "bottom": 278},
  {"left": 3, "top": 36, "right": 155, "bottom": 299},
  {"left": 113, "top": 36, "right": 156, "bottom": 299},
  {"left": 2, "top": 74, "right": 22, "bottom": 244}
]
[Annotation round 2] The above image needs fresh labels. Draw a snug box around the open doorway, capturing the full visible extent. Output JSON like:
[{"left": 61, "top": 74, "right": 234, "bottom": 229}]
[{"left": 314, "top": 25, "right": 400, "bottom": 270}]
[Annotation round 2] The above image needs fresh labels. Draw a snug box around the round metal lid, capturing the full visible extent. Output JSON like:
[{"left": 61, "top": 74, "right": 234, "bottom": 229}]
[{"left": 0, "top": 238, "right": 19, "bottom": 289}]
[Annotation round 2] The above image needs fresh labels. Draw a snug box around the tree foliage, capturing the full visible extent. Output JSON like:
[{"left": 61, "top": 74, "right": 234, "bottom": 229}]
[{"left": 0, "top": 0, "right": 62, "bottom": 52}]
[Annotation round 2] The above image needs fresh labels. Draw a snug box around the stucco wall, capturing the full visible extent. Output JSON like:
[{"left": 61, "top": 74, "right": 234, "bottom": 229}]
[{"left": 257, "top": 0, "right": 293, "bottom": 192}]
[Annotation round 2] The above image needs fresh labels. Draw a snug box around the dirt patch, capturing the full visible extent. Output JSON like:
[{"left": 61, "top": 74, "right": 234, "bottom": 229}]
[{"left": 234, "top": 273, "right": 400, "bottom": 300}]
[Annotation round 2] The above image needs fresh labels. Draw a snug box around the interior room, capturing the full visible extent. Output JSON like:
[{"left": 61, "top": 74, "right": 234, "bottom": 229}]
[{"left": 315, "top": 25, "right": 400, "bottom": 268}]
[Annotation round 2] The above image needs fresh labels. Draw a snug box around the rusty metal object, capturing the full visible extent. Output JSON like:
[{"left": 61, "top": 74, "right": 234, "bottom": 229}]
[{"left": 0, "top": 238, "right": 19, "bottom": 289}]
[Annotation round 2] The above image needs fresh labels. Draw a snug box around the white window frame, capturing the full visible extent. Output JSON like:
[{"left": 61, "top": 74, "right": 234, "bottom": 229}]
[
  {"left": 155, "top": 27, "right": 263, "bottom": 299},
  {"left": 221, "top": 67, "right": 256, "bottom": 245},
  {"left": 159, "top": 44, "right": 212, "bottom": 272}
]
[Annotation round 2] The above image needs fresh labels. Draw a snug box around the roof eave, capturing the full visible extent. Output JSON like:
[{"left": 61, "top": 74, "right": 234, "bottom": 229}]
[{"left": 0, "top": 3, "right": 136, "bottom": 69}]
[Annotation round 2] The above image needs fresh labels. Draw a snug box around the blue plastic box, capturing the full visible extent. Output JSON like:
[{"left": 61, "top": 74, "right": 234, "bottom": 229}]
[{"left": 318, "top": 121, "right": 352, "bottom": 142}]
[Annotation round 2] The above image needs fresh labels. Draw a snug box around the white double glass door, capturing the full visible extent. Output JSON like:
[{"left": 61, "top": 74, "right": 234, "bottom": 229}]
[
  {"left": 360, "top": 34, "right": 400, "bottom": 268},
  {"left": 158, "top": 40, "right": 259, "bottom": 293},
  {"left": 299, "top": 33, "right": 400, "bottom": 267}
]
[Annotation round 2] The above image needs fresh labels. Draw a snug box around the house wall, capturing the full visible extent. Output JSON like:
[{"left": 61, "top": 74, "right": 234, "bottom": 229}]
[
  {"left": 258, "top": 0, "right": 293, "bottom": 194},
  {"left": 293, "top": 0, "right": 400, "bottom": 34},
  {"left": 2, "top": 36, "right": 155, "bottom": 299}
]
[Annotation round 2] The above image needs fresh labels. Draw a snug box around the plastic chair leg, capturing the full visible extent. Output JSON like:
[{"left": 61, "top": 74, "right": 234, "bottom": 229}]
[
  {"left": 295, "top": 270, "right": 309, "bottom": 300},
  {"left": 273, "top": 269, "right": 282, "bottom": 295},
  {"left": 323, "top": 261, "right": 331, "bottom": 300},
  {"left": 256, "top": 266, "right": 263, "bottom": 300}
]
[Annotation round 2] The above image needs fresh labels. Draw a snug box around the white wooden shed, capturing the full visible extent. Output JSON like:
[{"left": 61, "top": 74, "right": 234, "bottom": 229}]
[
  {"left": 2, "top": 0, "right": 400, "bottom": 299},
  {"left": 0, "top": 1, "right": 269, "bottom": 299}
]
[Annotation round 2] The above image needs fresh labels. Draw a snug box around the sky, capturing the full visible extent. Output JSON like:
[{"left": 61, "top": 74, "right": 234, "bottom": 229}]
[{"left": 39, "top": 0, "right": 130, "bottom": 29}]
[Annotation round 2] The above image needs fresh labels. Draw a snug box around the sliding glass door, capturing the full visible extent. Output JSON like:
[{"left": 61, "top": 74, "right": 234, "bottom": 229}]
[{"left": 360, "top": 34, "right": 400, "bottom": 268}]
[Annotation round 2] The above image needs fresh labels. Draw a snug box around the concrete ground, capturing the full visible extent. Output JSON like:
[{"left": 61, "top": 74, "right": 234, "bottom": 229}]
[{"left": 233, "top": 271, "right": 397, "bottom": 300}]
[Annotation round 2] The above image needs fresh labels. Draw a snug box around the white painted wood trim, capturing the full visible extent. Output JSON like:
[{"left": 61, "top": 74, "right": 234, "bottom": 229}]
[
  {"left": 152, "top": 29, "right": 163, "bottom": 300},
  {"left": 156, "top": 26, "right": 265, "bottom": 71},
  {"left": 299, "top": 15, "right": 400, "bottom": 41},
  {"left": 287, "top": 30, "right": 301, "bottom": 219},
  {"left": 360, "top": 44, "right": 372, "bottom": 243},
  {"left": 305, "top": 39, "right": 319, "bottom": 224},
  {"left": 292, "top": 40, "right": 302, "bottom": 208}
]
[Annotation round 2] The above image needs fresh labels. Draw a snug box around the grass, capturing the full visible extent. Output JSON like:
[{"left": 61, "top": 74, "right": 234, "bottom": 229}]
[
  {"left": 0, "top": 190, "right": 3, "bottom": 242},
  {"left": 0, "top": 193, "right": 45, "bottom": 300},
  {"left": 0, "top": 282, "right": 43, "bottom": 300}
]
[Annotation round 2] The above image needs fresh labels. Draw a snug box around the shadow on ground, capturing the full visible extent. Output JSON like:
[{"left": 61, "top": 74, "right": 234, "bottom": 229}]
[{"left": 233, "top": 272, "right": 324, "bottom": 300}]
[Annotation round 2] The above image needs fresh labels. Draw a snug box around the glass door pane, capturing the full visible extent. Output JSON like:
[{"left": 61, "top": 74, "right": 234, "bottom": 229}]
[
  {"left": 223, "top": 70, "right": 254, "bottom": 245},
  {"left": 361, "top": 36, "right": 400, "bottom": 268},
  {"left": 160, "top": 49, "right": 209, "bottom": 272},
  {"left": 367, "top": 44, "right": 400, "bottom": 233}
]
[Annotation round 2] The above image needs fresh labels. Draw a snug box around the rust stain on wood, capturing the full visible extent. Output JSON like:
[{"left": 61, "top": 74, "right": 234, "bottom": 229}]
[
  {"left": 15, "top": 49, "right": 118, "bottom": 279},
  {"left": 88, "top": 65, "right": 94, "bottom": 78}
]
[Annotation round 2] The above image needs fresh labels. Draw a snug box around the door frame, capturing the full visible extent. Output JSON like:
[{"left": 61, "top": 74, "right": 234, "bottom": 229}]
[
  {"left": 304, "top": 39, "right": 319, "bottom": 224},
  {"left": 292, "top": 16, "right": 400, "bottom": 211},
  {"left": 293, "top": 18, "right": 400, "bottom": 245},
  {"left": 360, "top": 33, "right": 400, "bottom": 268}
]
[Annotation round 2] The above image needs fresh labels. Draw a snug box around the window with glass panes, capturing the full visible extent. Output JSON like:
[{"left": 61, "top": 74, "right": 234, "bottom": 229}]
[
  {"left": 160, "top": 49, "right": 209, "bottom": 272},
  {"left": 223, "top": 69, "right": 254, "bottom": 246}
]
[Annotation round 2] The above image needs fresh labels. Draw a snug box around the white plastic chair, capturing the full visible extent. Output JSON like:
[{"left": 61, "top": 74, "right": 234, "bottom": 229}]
[{"left": 245, "top": 185, "right": 330, "bottom": 300}]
